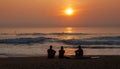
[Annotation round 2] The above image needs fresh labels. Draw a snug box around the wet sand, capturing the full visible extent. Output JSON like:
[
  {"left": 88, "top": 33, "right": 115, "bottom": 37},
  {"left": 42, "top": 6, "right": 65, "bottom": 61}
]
[{"left": 0, "top": 55, "right": 120, "bottom": 69}]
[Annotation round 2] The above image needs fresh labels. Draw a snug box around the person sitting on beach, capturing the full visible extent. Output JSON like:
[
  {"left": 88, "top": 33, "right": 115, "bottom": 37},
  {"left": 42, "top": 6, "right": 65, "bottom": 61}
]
[
  {"left": 59, "top": 46, "right": 65, "bottom": 58},
  {"left": 47, "top": 45, "right": 56, "bottom": 58},
  {"left": 75, "top": 45, "right": 83, "bottom": 58}
]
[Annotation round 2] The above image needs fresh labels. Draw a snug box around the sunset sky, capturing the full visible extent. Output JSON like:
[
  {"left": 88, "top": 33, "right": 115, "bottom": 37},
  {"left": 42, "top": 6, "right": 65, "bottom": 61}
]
[{"left": 0, "top": 0, "right": 120, "bottom": 28}]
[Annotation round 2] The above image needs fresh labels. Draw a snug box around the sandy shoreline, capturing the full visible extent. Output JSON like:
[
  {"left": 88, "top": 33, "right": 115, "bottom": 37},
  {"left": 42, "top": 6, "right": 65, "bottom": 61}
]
[{"left": 0, "top": 55, "right": 120, "bottom": 69}]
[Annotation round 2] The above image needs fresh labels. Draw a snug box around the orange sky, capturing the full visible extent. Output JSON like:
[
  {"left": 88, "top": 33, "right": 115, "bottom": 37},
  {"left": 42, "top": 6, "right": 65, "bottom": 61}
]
[{"left": 0, "top": 0, "right": 120, "bottom": 27}]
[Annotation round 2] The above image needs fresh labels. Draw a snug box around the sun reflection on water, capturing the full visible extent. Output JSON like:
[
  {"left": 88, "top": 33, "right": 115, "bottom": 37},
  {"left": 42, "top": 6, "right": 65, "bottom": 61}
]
[
  {"left": 65, "top": 27, "right": 73, "bottom": 33},
  {"left": 64, "top": 48, "right": 76, "bottom": 56},
  {"left": 64, "top": 36, "right": 73, "bottom": 40},
  {"left": 63, "top": 27, "right": 75, "bottom": 40}
]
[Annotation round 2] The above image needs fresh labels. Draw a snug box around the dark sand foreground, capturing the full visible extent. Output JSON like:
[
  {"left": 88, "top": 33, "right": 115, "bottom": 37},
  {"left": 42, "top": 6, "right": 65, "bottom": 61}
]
[{"left": 0, "top": 56, "right": 120, "bottom": 69}]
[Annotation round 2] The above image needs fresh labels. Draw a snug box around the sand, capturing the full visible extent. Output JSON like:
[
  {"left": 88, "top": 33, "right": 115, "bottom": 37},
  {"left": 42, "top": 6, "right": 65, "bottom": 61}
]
[{"left": 0, "top": 55, "right": 120, "bottom": 69}]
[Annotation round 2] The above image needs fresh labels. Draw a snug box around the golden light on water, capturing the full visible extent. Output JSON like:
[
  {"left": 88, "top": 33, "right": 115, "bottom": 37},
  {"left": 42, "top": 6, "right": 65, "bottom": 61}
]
[
  {"left": 65, "top": 48, "right": 76, "bottom": 56},
  {"left": 66, "top": 27, "right": 73, "bottom": 33}
]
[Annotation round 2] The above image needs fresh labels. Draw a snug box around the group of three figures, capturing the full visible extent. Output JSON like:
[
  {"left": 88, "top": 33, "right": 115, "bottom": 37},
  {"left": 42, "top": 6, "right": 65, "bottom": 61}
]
[{"left": 47, "top": 45, "right": 83, "bottom": 58}]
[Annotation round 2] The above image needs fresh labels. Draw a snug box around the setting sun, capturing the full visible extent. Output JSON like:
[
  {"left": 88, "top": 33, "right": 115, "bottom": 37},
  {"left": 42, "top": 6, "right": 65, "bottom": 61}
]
[{"left": 65, "top": 8, "right": 74, "bottom": 16}]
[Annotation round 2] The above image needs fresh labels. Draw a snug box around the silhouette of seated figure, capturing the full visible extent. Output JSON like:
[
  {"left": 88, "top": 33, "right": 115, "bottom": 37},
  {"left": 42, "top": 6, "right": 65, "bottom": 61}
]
[
  {"left": 59, "top": 46, "right": 65, "bottom": 58},
  {"left": 75, "top": 45, "right": 83, "bottom": 58},
  {"left": 47, "top": 45, "right": 56, "bottom": 58}
]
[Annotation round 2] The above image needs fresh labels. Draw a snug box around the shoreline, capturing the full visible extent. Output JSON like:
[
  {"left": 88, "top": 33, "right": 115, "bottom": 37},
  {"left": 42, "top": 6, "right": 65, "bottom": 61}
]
[{"left": 0, "top": 55, "right": 120, "bottom": 69}]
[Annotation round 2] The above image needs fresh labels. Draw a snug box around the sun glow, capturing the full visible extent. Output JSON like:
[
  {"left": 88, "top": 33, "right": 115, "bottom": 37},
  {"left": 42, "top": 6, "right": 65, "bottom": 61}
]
[{"left": 65, "top": 8, "right": 74, "bottom": 16}]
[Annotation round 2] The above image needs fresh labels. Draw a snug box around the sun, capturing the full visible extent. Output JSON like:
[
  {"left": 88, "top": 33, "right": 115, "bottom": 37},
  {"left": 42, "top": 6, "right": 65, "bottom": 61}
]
[{"left": 65, "top": 8, "right": 74, "bottom": 16}]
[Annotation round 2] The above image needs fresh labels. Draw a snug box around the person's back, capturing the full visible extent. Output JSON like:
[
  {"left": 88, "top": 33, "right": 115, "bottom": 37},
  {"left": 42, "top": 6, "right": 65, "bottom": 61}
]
[
  {"left": 47, "top": 45, "right": 56, "bottom": 58},
  {"left": 75, "top": 46, "right": 83, "bottom": 57},
  {"left": 59, "top": 46, "right": 65, "bottom": 58}
]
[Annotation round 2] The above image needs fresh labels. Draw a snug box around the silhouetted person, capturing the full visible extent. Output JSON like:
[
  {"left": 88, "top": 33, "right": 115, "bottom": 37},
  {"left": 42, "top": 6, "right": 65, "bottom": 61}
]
[
  {"left": 75, "top": 45, "right": 83, "bottom": 58},
  {"left": 47, "top": 45, "right": 56, "bottom": 58},
  {"left": 59, "top": 46, "right": 65, "bottom": 58}
]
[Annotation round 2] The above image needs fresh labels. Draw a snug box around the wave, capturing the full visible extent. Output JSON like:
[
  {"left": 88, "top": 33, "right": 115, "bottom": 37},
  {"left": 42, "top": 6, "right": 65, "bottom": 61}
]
[
  {"left": 0, "top": 37, "right": 50, "bottom": 44},
  {"left": 0, "top": 36, "right": 120, "bottom": 46},
  {"left": 84, "top": 36, "right": 120, "bottom": 40},
  {"left": 65, "top": 45, "right": 120, "bottom": 49},
  {"left": 62, "top": 40, "right": 120, "bottom": 45},
  {"left": 62, "top": 36, "right": 120, "bottom": 45},
  {"left": 16, "top": 33, "right": 89, "bottom": 36}
]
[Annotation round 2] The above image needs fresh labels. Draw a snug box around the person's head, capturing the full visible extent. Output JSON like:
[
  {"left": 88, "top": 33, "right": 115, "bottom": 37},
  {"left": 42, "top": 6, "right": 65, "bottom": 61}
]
[
  {"left": 50, "top": 45, "right": 53, "bottom": 49},
  {"left": 78, "top": 45, "right": 82, "bottom": 49},
  {"left": 61, "top": 46, "right": 64, "bottom": 50}
]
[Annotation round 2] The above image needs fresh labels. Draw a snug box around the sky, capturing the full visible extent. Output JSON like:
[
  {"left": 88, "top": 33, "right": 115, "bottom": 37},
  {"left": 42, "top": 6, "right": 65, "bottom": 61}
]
[{"left": 0, "top": 0, "right": 120, "bottom": 28}]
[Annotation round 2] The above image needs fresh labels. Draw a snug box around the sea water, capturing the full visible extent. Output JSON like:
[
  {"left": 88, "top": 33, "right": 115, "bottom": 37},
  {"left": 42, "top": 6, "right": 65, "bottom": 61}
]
[{"left": 0, "top": 27, "right": 120, "bottom": 57}]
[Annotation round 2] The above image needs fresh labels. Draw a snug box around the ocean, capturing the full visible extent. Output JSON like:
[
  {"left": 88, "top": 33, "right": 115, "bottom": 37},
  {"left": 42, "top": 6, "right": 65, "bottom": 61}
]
[{"left": 0, "top": 27, "right": 120, "bottom": 57}]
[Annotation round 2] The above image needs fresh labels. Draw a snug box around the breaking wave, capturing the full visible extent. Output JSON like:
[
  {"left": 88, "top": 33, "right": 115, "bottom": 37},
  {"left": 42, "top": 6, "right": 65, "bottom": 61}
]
[
  {"left": 63, "top": 36, "right": 120, "bottom": 45},
  {"left": 63, "top": 39, "right": 120, "bottom": 45},
  {"left": 0, "top": 36, "right": 120, "bottom": 46},
  {"left": 0, "top": 37, "right": 50, "bottom": 44}
]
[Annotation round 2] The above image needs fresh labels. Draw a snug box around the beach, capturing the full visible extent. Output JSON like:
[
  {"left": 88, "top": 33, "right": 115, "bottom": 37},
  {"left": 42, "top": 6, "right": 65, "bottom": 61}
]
[
  {"left": 0, "top": 0, "right": 120, "bottom": 69},
  {"left": 0, "top": 55, "right": 120, "bottom": 69}
]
